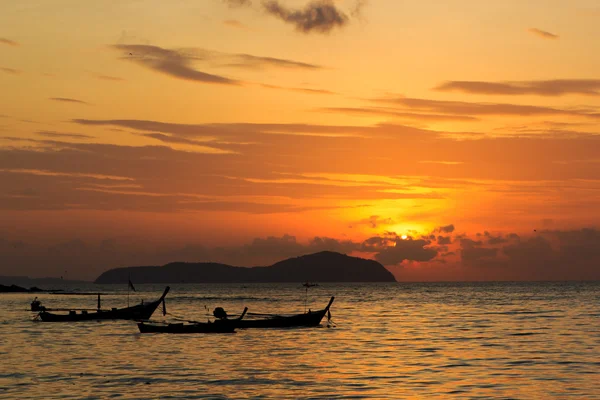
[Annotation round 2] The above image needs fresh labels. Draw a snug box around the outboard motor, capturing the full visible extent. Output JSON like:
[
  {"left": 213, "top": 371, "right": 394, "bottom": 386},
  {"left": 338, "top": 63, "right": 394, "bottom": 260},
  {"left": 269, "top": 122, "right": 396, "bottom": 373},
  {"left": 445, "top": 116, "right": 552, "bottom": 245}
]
[{"left": 213, "top": 307, "right": 228, "bottom": 320}]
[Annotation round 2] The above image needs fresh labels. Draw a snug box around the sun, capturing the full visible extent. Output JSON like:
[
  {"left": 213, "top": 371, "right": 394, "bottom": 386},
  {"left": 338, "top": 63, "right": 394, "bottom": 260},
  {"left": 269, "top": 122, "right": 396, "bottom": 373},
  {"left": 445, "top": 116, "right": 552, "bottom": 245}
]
[{"left": 401, "top": 235, "right": 408, "bottom": 240}]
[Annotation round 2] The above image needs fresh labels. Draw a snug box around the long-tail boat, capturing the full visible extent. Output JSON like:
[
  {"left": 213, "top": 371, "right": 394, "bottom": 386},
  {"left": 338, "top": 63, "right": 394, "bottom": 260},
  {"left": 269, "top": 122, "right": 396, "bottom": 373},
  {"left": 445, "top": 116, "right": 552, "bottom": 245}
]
[
  {"left": 37, "top": 287, "right": 170, "bottom": 322},
  {"left": 235, "top": 296, "right": 335, "bottom": 329},
  {"left": 137, "top": 307, "right": 248, "bottom": 334}
]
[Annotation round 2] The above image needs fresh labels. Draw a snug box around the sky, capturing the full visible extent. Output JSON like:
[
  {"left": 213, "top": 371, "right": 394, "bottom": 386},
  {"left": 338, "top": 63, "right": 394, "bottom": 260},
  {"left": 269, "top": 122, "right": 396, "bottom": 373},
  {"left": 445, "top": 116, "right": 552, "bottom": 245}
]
[{"left": 1, "top": 0, "right": 600, "bottom": 281}]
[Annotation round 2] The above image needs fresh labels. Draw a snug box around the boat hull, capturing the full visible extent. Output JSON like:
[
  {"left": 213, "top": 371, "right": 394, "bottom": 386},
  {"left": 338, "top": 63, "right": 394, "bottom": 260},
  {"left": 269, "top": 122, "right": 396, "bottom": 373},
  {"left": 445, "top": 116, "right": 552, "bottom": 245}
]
[
  {"left": 137, "top": 321, "right": 236, "bottom": 334},
  {"left": 235, "top": 296, "right": 335, "bottom": 329},
  {"left": 38, "top": 287, "right": 169, "bottom": 322}
]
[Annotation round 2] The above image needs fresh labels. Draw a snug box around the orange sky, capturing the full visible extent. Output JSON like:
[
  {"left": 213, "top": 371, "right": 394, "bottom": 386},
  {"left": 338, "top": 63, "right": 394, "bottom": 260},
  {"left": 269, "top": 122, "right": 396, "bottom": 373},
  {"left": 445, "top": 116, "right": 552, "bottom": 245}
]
[{"left": 1, "top": 0, "right": 600, "bottom": 281}]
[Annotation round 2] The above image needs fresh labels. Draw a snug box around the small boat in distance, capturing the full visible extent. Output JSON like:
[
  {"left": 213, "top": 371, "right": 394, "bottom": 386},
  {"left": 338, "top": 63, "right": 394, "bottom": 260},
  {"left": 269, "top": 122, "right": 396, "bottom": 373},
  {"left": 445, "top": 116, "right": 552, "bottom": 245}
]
[
  {"left": 235, "top": 296, "right": 335, "bottom": 329},
  {"left": 37, "top": 287, "right": 170, "bottom": 322},
  {"left": 137, "top": 307, "right": 248, "bottom": 334}
]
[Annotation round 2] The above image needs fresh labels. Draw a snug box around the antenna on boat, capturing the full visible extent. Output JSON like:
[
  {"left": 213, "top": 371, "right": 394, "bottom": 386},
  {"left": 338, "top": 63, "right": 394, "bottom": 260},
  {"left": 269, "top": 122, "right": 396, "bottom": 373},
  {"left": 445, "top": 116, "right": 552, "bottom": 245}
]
[{"left": 302, "top": 282, "right": 318, "bottom": 313}]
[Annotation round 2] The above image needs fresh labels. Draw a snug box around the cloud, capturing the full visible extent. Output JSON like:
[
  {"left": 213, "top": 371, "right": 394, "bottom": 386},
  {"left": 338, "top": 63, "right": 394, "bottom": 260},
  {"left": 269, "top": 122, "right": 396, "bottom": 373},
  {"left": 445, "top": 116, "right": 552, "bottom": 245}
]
[
  {"left": 262, "top": 0, "right": 350, "bottom": 34},
  {"left": 0, "top": 67, "right": 21, "bottom": 75},
  {"left": 482, "top": 231, "right": 518, "bottom": 245},
  {"left": 227, "top": 54, "right": 322, "bottom": 70},
  {"left": 437, "top": 236, "right": 451, "bottom": 245},
  {"left": 461, "top": 246, "right": 498, "bottom": 265},
  {"left": 223, "top": 19, "right": 251, "bottom": 30},
  {"left": 435, "top": 79, "right": 600, "bottom": 97},
  {"left": 0, "top": 234, "right": 364, "bottom": 279},
  {"left": 373, "top": 96, "right": 600, "bottom": 118},
  {"left": 71, "top": 118, "right": 371, "bottom": 139},
  {"left": 7, "top": 119, "right": 600, "bottom": 219},
  {"left": 138, "top": 132, "right": 237, "bottom": 154},
  {"left": 355, "top": 215, "right": 394, "bottom": 229},
  {"left": 49, "top": 97, "right": 90, "bottom": 105},
  {"left": 223, "top": 0, "right": 252, "bottom": 7},
  {"left": 0, "top": 38, "right": 18, "bottom": 47},
  {"left": 528, "top": 28, "right": 559, "bottom": 40},
  {"left": 373, "top": 237, "right": 438, "bottom": 266},
  {"left": 96, "top": 74, "right": 124, "bottom": 82},
  {"left": 0, "top": 168, "right": 133, "bottom": 181},
  {"left": 112, "top": 44, "right": 322, "bottom": 83},
  {"left": 436, "top": 224, "right": 455, "bottom": 234},
  {"left": 319, "top": 107, "right": 477, "bottom": 121},
  {"left": 112, "top": 44, "right": 240, "bottom": 85},
  {"left": 436, "top": 228, "right": 600, "bottom": 280},
  {"left": 36, "top": 131, "right": 94, "bottom": 140},
  {"left": 261, "top": 83, "right": 335, "bottom": 95}
]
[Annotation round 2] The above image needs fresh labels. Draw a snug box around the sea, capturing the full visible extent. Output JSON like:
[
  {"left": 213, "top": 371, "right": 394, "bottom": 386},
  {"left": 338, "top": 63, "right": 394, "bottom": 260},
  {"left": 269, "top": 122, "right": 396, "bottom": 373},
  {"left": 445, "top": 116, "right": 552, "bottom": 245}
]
[{"left": 1, "top": 282, "right": 599, "bottom": 399}]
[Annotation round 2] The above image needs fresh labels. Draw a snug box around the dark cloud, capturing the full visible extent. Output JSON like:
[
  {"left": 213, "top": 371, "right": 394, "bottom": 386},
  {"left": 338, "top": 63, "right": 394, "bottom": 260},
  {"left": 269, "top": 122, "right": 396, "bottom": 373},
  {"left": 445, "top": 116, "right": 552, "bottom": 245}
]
[
  {"left": 437, "top": 236, "right": 451, "bottom": 245},
  {"left": 483, "top": 231, "right": 519, "bottom": 245},
  {"left": 0, "top": 38, "right": 19, "bottom": 46},
  {"left": 435, "top": 79, "right": 600, "bottom": 97},
  {"left": 262, "top": 0, "right": 349, "bottom": 34},
  {"left": 0, "top": 234, "right": 364, "bottom": 279},
  {"left": 460, "top": 238, "right": 482, "bottom": 249},
  {"left": 374, "top": 238, "right": 438, "bottom": 266},
  {"left": 461, "top": 246, "right": 498, "bottom": 265},
  {"left": 528, "top": 28, "right": 559, "bottom": 40},
  {"left": 360, "top": 236, "right": 392, "bottom": 251},
  {"left": 113, "top": 44, "right": 239, "bottom": 85},
  {"left": 308, "top": 236, "right": 359, "bottom": 254},
  {"left": 436, "top": 224, "right": 455, "bottom": 234},
  {"left": 49, "top": 97, "right": 90, "bottom": 105},
  {"left": 0, "top": 67, "right": 21, "bottom": 75},
  {"left": 445, "top": 229, "right": 600, "bottom": 280}
]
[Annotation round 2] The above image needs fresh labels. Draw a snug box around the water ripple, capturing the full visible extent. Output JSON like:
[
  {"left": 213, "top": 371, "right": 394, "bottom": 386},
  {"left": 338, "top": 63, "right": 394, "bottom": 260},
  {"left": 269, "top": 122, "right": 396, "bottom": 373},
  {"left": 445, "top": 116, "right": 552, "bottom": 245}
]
[{"left": 1, "top": 282, "right": 599, "bottom": 399}]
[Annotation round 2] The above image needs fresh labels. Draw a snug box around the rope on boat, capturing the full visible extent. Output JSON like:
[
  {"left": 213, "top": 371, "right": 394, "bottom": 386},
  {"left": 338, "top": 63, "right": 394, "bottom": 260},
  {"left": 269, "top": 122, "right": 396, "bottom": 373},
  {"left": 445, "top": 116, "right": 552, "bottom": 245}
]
[
  {"left": 164, "top": 312, "right": 210, "bottom": 324},
  {"left": 326, "top": 309, "right": 336, "bottom": 328}
]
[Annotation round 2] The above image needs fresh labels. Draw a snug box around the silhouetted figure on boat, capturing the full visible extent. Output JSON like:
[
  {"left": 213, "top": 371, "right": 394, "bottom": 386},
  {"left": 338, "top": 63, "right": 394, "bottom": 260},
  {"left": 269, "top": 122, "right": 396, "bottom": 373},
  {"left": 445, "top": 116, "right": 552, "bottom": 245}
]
[
  {"left": 213, "top": 307, "right": 228, "bottom": 320},
  {"left": 30, "top": 297, "right": 45, "bottom": 311}
]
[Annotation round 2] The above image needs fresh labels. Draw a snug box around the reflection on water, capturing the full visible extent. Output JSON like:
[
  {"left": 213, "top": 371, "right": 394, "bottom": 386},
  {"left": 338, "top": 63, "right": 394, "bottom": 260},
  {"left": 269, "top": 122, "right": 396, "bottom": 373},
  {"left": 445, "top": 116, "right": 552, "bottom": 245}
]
[{"left": 1, "top": 282, "right": 599, "bottom": 399}]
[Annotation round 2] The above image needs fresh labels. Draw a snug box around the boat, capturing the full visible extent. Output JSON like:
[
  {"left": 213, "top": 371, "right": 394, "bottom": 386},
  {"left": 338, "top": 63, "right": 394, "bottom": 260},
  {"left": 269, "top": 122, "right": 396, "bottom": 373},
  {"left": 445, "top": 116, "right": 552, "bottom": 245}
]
[
  {"left": 137, "top": 307, "right": 248, "bottom": 334},
  {"left": 37, "top": 287, "right": 170, "bottom": 322},
  {"left": 235, "top": 296, "right": 335, "bottom": 329}
]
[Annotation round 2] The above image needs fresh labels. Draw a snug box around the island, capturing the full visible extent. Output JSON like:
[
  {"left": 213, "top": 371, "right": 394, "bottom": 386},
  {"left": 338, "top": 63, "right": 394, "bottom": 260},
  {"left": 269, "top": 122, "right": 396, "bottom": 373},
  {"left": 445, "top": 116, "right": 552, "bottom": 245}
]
[
  {"left": 95, "top": 251, "right": 396, "bottom": 283},
  {"left": 0, "top": 284, "right": 44, "bottom": 293}
]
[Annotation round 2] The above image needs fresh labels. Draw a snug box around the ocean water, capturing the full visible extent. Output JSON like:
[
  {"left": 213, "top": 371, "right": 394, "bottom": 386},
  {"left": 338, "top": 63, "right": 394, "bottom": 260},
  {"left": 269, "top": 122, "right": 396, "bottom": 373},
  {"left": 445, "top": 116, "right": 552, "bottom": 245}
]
[{"left": 1, "top": 282, "right": 599, "bottom": 399}]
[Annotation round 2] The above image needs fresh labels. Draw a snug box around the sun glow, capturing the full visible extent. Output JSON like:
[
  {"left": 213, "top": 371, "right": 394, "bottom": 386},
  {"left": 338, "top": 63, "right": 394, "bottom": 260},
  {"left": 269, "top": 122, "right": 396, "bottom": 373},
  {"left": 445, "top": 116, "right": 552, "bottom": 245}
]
[{"left": 401, "top": 234, "right": 408, "bottom": 240}]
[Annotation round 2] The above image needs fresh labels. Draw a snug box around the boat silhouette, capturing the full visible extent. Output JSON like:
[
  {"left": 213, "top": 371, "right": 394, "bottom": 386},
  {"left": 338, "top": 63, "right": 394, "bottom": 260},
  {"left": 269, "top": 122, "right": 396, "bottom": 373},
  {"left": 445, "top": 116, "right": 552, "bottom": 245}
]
[{"left": 37, "top": 287, "right": 170, "bottom": 322}]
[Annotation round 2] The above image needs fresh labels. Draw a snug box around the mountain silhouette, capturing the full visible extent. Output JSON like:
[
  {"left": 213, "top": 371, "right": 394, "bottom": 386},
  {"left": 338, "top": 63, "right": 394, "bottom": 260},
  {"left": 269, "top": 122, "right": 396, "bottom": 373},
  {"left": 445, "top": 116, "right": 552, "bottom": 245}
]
[{"left": 94, "top": 251, "right": 396, "bottom": 283}]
